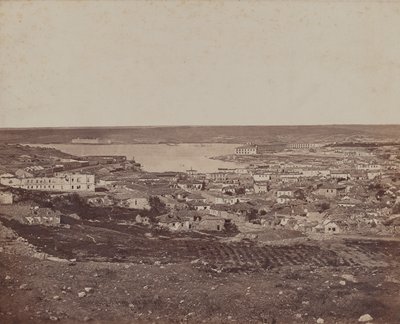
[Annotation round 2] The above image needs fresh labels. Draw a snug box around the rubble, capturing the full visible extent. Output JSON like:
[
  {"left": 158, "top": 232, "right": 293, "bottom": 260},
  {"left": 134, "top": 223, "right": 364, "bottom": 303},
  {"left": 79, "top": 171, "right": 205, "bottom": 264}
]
[
  {"left": 46, "top": 256, "right": 70, "bottom": 263},
  {"left": 341, "top": 274, "right": 358, "bottom": 283},
  {"left": 358, "top": 314, "right": 373, "bottom": 322},
  {"left": 384, "top": 275, "right": 400, "bottom": 284},
  {"left": 19, "top": 283, "right": 29, "bottom": 290}
]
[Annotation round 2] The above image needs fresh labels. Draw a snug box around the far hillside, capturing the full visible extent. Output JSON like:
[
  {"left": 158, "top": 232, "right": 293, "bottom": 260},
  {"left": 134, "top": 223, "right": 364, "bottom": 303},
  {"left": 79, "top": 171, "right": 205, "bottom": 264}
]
[
  {"left": 0, "top": 125, "right": 399, "bottom": 144},
  {"left": 0, "top": 144, "right": 76, "bottom": 174}
]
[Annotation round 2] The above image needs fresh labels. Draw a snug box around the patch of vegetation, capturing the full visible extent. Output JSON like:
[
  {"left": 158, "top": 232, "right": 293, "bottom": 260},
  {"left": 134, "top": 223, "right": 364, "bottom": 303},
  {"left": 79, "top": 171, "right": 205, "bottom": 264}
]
[
  {"left": 148, "top": 196, "right": 167, "bottom": 216},
  {"left": 224, "top": 221, "right": 239, "bottom": 234},
  {"left": 317, "top": 202, "right": 330, "bottom": 212},
  {"left": 393, "top": 204, "right": 400, "bottom": 214}
]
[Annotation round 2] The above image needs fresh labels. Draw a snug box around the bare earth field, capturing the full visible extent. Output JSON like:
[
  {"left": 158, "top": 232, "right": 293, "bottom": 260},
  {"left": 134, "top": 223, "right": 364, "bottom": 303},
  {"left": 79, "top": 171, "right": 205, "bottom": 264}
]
[{"left": 1, "top": 219, "right": 400, "bottom": 324}]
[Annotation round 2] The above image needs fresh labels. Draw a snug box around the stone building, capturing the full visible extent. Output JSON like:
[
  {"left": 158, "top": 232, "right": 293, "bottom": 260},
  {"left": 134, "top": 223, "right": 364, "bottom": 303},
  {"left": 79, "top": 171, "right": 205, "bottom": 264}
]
[
  {"left": 235, "top": 144, "right": 259, "bottom": 155},
  {"left": 0, "top": 204, "right": 61, "bottom": 226},
  {"left": 23, "top": 172, "right": 95, "bottom": 192},
  {"left": 0, "top": 191, "right": 13, "bottom": 205}
]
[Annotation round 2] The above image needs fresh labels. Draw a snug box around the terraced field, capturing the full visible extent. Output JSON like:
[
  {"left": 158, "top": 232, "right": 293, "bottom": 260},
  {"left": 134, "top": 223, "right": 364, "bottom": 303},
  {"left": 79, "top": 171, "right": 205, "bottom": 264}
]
[
  {"left": 2, "top": 217, "right": 400, "bottom": 323},
  {"left": 195, "top": 240, "right": 398, "bottom": 271},
  {"left": 2, "top": 217, "right": 398, "bottom": 272}
]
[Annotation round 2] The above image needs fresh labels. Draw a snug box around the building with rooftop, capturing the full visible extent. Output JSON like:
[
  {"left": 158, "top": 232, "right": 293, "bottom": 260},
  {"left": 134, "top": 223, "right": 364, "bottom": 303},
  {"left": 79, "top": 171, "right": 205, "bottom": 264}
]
[
  {"left": 235, "top": 144, "right": 259, "bottom": 155},
  {"left": 287, "top": 143, "right": 324, "bottom": 149},
  {"left": 1, "top": 172, "right": 95, "bottom": 192}
]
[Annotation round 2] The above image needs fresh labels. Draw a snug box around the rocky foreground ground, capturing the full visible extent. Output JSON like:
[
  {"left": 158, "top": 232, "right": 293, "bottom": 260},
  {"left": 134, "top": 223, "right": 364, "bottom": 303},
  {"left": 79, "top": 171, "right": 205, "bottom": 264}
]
[{"left": 1, "top": 219, "right": 400, "bottom": 323}]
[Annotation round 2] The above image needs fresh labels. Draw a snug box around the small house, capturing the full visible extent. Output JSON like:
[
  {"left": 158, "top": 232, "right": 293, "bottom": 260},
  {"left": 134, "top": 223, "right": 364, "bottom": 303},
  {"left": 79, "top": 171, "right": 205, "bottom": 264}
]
[
  {"left": 0, "top": 191, "right": 13, "bottom": 205},
  {"left": 157, "top": 211, "right": 197, "bottom": 231},
  {"left": 24, "top": 207, "right": 61, "bottom": 226},
  {"left": 194, "top": 215, "right": 225, "bottom": 232},
  {"left": 323, "top": 220, "right": 340, "bottom": 234},
  {"left": 338, "top": 197, "right": 362, "bottom": 208},
  {"left": 188, "top": 201, "right": 211, "bottom": 211},
  {"left": 114, "top": 191, "right": 151, "bottom": 210},
  {"left": 276, "top": 195, "right": 295, "bottom": 204},
  {"left": 254, "top": 182, "right": 269, "bottom": 193},
  {"left": 135, "top": 214, "right": 150, "bottom": 225},
  {"left": 185, "top": 193, "right": 207, "bottom": 202},
  {"left": 315, "top": 185, "right": 337, "bottom": 198}
]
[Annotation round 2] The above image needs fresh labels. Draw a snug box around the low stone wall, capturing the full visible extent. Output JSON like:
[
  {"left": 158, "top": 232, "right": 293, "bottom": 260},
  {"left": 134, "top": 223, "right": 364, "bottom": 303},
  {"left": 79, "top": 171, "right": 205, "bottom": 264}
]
[
  {"left": 0, "top": 220, "right": 68, "bottom": 262},
  {"left": 261, "top": 236, "right": 309, "bottom": 246}
]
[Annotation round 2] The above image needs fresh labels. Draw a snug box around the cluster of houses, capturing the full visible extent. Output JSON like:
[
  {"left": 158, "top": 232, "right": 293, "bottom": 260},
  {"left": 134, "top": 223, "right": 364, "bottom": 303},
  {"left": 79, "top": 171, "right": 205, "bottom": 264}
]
[
  {"left": 138, "top": 145, "right": 400, "bottom": 235},
  {"left": 79, "top": 145, "right": 398, "bottom": 235},
  {"left": 0, "top": 203, "right": 61, "bottom": 226},
  {"left": 1, "top": 144, "right": 399, "bottom": 237}
]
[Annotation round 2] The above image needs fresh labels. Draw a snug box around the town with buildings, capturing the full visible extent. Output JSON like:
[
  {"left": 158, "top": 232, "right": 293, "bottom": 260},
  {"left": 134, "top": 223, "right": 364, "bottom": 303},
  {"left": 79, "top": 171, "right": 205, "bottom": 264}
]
[
  {"left": 2, "top": 0, "right": 400, "bottom": 321},
  {"left": 1, "top": 137, "right": 400, "bottom": 323},
  {"left": 1, "top": 141, "right": 399, "bottom": 238}
]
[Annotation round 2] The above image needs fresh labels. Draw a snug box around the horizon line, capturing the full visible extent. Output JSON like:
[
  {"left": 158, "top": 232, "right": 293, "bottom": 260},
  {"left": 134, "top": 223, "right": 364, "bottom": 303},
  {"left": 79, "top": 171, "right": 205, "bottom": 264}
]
[{"left": 0, "top": 123, "right": 400, "bottom": 130}]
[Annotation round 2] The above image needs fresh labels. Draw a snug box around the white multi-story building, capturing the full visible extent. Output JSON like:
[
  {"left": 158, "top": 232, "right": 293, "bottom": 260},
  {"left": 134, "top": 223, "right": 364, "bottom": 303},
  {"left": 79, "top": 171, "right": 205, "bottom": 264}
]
[
  {"left": 1, "top": 172, "right": 95, "bottom": 192},
  {"left": 235, "top": 144, "right": 259, "bottom": 155},
  {"left": 356, "top": 164, "right": 382, "bottom": 171},
  {"left": 330, "top": 171, "right": 351, "bottom": 180},
  {"left": 253, "top": 173, "right": 273, "bottom": 182},
  {"left": 287, "top": 143, "right": 324, "bottom": 149},
  {"left": 301, "top": 169, "right": 331, "bottom": 178}
]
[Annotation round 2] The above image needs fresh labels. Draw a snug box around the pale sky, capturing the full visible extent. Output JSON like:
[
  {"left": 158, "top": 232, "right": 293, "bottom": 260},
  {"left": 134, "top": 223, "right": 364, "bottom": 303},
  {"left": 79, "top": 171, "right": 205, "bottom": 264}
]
[{"left": 1, "top": 0, "right": 400, "bottom": 128}]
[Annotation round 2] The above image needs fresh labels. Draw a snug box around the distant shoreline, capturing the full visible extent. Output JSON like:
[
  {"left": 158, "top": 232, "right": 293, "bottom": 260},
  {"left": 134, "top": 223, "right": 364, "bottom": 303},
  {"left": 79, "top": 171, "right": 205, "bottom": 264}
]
[
  {"left": 1, "top": 123, "right": 400, "bottom": 130},
  {"left": 1, "top": 125, "right": 399, "bottom": 146},
  {"left": 23, "top": 142, "right": 242, "bottom": 146}
]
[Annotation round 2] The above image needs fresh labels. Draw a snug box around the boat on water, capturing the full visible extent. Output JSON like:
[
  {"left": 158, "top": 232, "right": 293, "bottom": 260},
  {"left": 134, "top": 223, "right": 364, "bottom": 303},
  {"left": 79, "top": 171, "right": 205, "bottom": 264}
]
[{"left": 71, "top": 138, "right": 113, "bottom": 145}]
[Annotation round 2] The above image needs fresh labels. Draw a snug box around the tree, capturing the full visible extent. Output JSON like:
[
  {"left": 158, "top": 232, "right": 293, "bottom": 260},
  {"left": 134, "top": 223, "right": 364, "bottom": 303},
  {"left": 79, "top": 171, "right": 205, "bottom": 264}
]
[
  {"left": 318, "top": 202, "right": 330, "bottom": 212},
  {"left": 247, "top": 208, "right": 259, "bottom": 221},
  {"left": 235, "top": 187, "right": 246, "bottom": 195},
  {"left": 295, "top": 189, "right": 305, "bottom": 200},
  {"left": 376, "top": 189, "right": 385, "bottom": 201},
  {"left": 224, "top": 221, "right": 239, "bottom": 234},
  {"left": 368, "top": 183, "right": 382, "bottom": 191},
  {"left": 149, "top": 196, "right": 167, "bottom": 215}
]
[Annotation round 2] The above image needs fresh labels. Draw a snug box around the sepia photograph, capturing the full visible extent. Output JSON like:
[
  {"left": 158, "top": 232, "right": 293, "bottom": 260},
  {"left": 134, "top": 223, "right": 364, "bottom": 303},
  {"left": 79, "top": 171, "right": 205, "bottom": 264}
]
[{"left": 1, "top": 0, "right": 400, "bottom": 323}]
